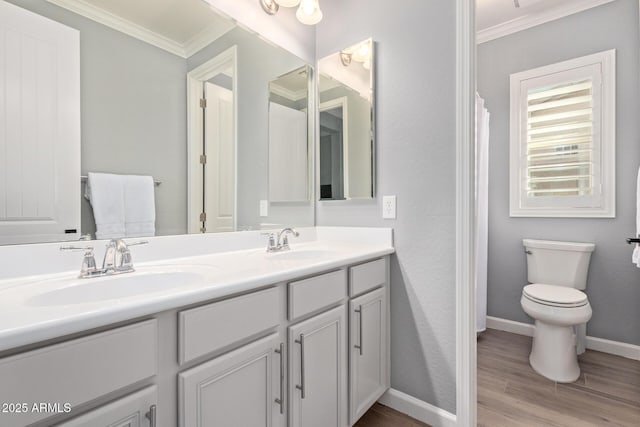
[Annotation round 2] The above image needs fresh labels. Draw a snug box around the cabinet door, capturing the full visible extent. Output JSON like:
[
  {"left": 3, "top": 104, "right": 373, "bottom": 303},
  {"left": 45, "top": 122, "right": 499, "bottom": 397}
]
[
  {"left": 56, "top": 386, "right": 157, "bottom": 427},
  {"left": 289, "top": 305, "right": 347, "bottom": 427},
  {"left": 349, "top": 287, "right": 389, "bottom": 424},
  {"left": 179, "top": 333, "right": 285, "bottom": 427}
]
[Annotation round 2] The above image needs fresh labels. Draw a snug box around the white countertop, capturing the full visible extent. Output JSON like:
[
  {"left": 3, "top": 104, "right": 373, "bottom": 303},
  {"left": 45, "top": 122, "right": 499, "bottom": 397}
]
[{"left": 0, "top": 232, "right": 394, "bottom": 352}]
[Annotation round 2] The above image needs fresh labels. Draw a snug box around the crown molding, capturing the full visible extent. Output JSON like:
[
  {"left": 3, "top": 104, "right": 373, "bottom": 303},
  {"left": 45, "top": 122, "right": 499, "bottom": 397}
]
[
  {"left": 477, "top": 0, "right": 617, "bottom": 44},
  {"left": 183, "top": 23, "right": 235, "bottom": 58},
  {"left": 269, "top": 83, "right": 307, "bottom": 102},
  {"left": 46, "top": 0, "right": 203, "bottom": 58}
]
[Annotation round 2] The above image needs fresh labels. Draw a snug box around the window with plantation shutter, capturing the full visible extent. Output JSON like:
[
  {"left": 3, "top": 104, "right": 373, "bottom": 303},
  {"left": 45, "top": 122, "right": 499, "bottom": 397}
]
[{"left": 510, "top": 50, "right": 616, "bottom": 217}]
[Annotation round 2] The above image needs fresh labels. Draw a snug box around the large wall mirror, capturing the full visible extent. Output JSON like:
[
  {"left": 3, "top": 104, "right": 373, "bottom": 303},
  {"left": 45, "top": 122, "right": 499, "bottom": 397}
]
[
  {"left": 0, "top": 0, "right": 313, "bottom": 245},
  {"left": 318, "top": 38, "right": 375, "bottom": 201}
]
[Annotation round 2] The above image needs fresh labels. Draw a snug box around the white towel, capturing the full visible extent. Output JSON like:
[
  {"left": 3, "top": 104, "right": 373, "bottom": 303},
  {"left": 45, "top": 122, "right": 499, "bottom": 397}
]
[
  {"left": 123, "top": 175, "right": 156, "bottom": 238},
  {"left": 633, "top": 167, "right": 640, "bottom": 267},
  {"left": 86, "top": 173, "right": 156, "bottom": 239},
  {"left": 86, "top": 173, "right": 126, "bottom": 239}
]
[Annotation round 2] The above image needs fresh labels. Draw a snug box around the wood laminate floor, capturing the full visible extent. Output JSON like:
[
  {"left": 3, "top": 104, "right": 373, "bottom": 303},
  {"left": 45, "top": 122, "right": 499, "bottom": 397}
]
[
  {"left": 478, "top": 328, "right": 640, "bottom": 426},
  {"left": 355, "top": 403, "right": 430, "bottom": 427}
]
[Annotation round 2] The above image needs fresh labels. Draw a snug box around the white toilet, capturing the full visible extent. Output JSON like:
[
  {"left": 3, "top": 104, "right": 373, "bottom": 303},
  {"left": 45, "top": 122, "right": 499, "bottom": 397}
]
[{"left": 520, "top": 239, "right": 595, "bottom": 383}]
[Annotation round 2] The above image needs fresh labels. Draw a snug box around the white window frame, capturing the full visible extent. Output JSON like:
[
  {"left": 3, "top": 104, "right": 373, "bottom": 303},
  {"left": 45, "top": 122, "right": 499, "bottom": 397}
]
[{"left": 509, "top": 49, "right": 616, "bottom": 218}]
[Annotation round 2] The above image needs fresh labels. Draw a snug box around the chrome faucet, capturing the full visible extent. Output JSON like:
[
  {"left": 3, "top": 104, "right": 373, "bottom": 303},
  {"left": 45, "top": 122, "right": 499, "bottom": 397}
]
[
  {"left": 262, "top": 228, "right": 300, "bottom": 252},
  {"left": 277, "top": 228, "right": 299, "bottom": 250},
  {"left": 61, "top": 238, "right": 148, "bottom": 278}
]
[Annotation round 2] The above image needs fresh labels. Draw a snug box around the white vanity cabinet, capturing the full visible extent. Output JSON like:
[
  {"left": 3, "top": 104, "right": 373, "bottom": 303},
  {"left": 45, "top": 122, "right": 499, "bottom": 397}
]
[
  {"left": 179, "top": 334, "right": 285, "bottom": 427},
  {"left": 0, "top": 255, "right": 390, "bottom": 427},
  {"left": 288, "top": 305, "right": 348, "bottom": 427}
]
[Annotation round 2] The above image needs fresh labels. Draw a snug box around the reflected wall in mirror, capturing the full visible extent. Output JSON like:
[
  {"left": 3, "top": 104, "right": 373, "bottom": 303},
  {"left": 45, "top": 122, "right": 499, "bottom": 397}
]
[
  {"left": 268, "top": 66, "right": 311, "bottom": 203},
  {"left": 318, "top": 38, "right": 375, "bottom": 201},
  {"left": 0, "top": 0, "right": 313, "bottom": 245}
]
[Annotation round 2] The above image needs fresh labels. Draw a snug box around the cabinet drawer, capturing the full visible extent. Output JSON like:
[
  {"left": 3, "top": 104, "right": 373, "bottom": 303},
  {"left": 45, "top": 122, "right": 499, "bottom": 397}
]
[
  {"left": 349, "top": 258, "right": 386, "bottom": 296},
  {"left": 288, "top": 270, "right": 346, "bottom": 321},
  {"left": 0, "top": 320, "right": 157, "bottom": 427},
  {"left": 179, "top": 287, "right": 280, "bottom": 365}
]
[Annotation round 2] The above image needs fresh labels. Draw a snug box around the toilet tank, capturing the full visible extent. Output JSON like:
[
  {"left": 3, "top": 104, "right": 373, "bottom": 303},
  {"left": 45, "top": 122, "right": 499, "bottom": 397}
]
[{"left": 523, "top": 239, "right": 595, "bottom": 290}]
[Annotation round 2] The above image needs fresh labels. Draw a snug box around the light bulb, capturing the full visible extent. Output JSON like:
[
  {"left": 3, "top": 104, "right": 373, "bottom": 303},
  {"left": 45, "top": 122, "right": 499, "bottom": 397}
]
[
  {"left": 274, "top": 0, "right": 301, "bottom": 7},
  {"left": 296, "top": 0, "right": 323, "bottom": 25},
  {"left": 353, "top": 41, "right": 371, "bottom": 62}
]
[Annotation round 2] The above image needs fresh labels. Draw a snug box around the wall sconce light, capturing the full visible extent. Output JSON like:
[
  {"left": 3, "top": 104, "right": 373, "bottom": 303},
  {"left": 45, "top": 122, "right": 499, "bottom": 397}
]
[
  {"left": 259, "top": 0, "right": 323, "bottom": 25},
  {"left": 340, "top": 52, "right": 352, "bottom": 67},
  {"left": 259, "top": 0, "right": 279, "bottom": 15},
  {"left": 340, "top": 40, "right": 372, "bottom": 70}
]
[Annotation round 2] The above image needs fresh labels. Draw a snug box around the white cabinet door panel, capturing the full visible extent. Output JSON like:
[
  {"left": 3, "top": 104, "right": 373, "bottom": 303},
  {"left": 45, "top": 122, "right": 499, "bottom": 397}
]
[
  {"left": 349, "top": 287, "right": 389, "bottom": 424},
  {"left": 289, "top": 305, "right": 347, "bottom": 427},
  {"left": 179, "top": 333, "right": 284, "bottom": 427}
]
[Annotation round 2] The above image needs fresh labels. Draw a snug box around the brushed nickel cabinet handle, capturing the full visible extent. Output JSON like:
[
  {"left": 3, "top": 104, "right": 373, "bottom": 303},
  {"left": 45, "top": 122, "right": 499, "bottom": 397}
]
[
  {"left": 145, "top": 404, "right": 156, "bottom": 427},
  {"left": 354, "top": 306, "right": 363, "bottom": 356},
  {"left": 295, "top": 335, "right": 306, "bottom": 399},
  {"left": 274, "top": 343, "right": 285, "bottom": 414}
]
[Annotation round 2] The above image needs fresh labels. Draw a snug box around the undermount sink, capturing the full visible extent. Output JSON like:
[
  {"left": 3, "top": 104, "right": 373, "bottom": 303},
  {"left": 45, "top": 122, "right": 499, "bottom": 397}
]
[
  {"left": 266, "top": 249, "right": 337, "bottom": 260},
  {"left": 26, "top": 267, "right": 214, "bottom": 306}
]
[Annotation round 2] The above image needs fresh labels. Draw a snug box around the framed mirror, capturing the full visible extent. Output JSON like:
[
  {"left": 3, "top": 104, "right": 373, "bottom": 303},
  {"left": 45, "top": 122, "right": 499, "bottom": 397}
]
[
  {"left": 0, "top": 0, "right": 313, "bottom": 245},
  {"left": 318, "top": 38, "right": 375, "bottom": 201}
]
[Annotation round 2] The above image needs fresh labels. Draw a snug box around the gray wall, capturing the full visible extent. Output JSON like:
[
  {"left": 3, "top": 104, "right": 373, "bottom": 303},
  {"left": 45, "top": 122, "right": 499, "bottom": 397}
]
[
  {"left": 478, "top": 0, "right": 640, "bottom": 345},
  {"left": 188, "top": 28, "right": 314, "bottom": 231},
  {"left": 316, "top": 0, "right": 457, "bottom": 413},
  {"left": 8, "top": 0, "right": 189, "bottom": 238}
]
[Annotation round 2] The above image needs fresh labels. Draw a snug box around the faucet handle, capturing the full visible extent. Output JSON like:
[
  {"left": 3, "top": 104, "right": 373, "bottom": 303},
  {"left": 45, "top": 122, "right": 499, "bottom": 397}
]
[
  {"left": 261, "top": 232, "right": 277, "bottom": 252},
  {"left": 115, "top": 240, "right": 148, "bottom": 270},
  {"left": 61, "top": 245, "right": 97, "bottom": 277},
  {"left": 80, "top": 248, "right": 98, "bottom": 276}
]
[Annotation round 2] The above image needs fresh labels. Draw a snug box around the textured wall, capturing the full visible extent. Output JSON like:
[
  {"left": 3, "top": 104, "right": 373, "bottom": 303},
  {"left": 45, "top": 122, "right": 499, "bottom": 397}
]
[
  {"left": 315, "top": 0, "right": 458, "bottom": 413},
  {"left": 478, "top": 0, "right": 640, "bottom": 345}
]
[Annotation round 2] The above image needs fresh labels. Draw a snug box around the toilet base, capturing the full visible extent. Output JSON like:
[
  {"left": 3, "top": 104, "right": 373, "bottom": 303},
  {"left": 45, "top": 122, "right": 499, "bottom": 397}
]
[{"left": 529, "top": 320, "right": 580, "bottom": 383}]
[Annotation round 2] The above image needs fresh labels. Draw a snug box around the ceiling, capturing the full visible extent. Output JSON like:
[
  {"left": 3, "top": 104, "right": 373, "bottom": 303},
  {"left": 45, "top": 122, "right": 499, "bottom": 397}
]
[
  {"left": 477, "top": 0, "right": 616, "bottom": 39},
  {"left": 47, "top": 0, "right": 236, "bottom": 57}
]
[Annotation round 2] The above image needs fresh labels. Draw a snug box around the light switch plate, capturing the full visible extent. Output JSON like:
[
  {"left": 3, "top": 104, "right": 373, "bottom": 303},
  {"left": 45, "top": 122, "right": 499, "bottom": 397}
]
[
  {"left": 259, "top": 200, "right": 268, "bottom": 217},
  {"left": 382, "top": 195, "right": 396, "bottom": 219}
]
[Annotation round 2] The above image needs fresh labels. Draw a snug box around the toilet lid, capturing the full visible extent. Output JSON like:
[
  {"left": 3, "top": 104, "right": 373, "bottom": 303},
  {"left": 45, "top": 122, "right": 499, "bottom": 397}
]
[{"left": 523, "top": 284, "right": 588, "bottom": 307}]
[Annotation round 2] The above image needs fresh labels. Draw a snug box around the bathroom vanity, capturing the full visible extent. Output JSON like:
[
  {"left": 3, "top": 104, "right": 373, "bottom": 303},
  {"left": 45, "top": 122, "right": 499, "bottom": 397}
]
[{"left": 0, "top": 228, "right": 392, "bottom": 427}]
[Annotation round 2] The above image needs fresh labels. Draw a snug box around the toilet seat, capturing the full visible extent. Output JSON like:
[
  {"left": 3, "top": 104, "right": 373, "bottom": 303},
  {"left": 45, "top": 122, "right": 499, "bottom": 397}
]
[{"left": 523, "top": 284, "right": 588, "bottom": 308}]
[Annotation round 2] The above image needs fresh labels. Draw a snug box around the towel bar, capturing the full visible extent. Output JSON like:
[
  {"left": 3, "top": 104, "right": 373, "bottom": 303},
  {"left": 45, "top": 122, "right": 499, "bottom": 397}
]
[{"left": 80, "top": 176, "right": 161, "bottom": 186}]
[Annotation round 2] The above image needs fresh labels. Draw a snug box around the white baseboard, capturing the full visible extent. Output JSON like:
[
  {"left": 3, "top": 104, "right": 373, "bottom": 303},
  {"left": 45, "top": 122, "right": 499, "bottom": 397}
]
[
  {"left": 486, "top": 316, "right": 640, "bottom": 361},
  {"left": 378, "top": 388, "right": 457, "bottom": 427},
  {"left": 584, "top": 335, "right": 640, "bottom": 361},
  {"left": 486, "top": 316, "right": 535, "bottom": 337}
]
